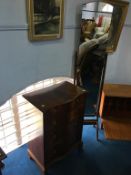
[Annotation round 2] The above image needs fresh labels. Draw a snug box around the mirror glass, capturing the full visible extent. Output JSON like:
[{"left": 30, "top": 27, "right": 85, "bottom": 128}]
[
  {"left": 81, "top": 2, "right": 113, "bottom": 50},
  {"left": 75, "top": 0, "right": 129, "bottom": 116},
  {"left": 80, "top": 0, "right": 129, "bottom": 53}
]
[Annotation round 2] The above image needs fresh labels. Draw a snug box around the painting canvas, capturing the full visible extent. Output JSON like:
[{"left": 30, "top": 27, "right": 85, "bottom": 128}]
[{"left": 27, "top": 0, "right": 64, "bottom": 41}]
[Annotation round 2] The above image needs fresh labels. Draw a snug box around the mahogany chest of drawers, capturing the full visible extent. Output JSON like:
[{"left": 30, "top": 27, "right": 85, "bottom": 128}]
[{"left": 23, "top": 81, "right": 87, "bottom": 173}]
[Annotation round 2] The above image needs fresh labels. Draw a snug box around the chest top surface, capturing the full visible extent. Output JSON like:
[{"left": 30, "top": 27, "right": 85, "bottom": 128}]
[{"left": 23, "top": 81, "right": 87, "bottom": 112}]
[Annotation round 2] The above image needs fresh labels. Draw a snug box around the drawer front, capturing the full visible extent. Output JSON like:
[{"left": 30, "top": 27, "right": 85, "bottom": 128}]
[
  {"left": 44, "top": 92, "right": 86, "bottom": 166},
  {"left": 68, "top": 94, "right": 86, "bottom": 122},
  {"left": 44, "top": 104, "right": 68, "bottom": 132},
  {"left": 66, "top": 121, "right": 83, "bottom": 146}
]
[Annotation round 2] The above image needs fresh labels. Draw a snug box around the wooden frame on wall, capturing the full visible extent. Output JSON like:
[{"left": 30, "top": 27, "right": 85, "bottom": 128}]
[
  {"left": 103, "top": 0, "right": 129, "bottom": 53},
  {"left": 27, "top": 0, "right": 64, "bottom": 41}
]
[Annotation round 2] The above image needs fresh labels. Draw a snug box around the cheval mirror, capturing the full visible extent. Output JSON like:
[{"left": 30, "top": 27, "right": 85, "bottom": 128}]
[{"left": 74, "top": 0, "right": 129, "bottom": 139}]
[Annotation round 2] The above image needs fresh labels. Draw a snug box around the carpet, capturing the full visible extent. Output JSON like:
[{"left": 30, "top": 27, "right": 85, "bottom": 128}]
[
  {"left": 102, "top": 117, "right": 131, "bottom": 140},
  {"left": 3, "top": 125, "right": 131, "bottom": 175}
]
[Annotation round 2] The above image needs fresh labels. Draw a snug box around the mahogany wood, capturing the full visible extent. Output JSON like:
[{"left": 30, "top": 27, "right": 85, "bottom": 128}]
[{"left": 23, "top": 81, "right": 87, "bottom": 173}]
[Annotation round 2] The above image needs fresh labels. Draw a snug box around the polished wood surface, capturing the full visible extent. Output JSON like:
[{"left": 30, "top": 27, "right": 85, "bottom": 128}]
[
  {"left": 23, "top": 81, "right": 87, "bottom": 173},
  {"left": 103, "top": 84, "right": 131, "bottom": 98}
]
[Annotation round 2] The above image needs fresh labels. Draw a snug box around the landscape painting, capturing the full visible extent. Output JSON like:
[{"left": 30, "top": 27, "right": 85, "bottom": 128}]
[{"left": 27, "top": 0, "right": 64, "bottom": 41}]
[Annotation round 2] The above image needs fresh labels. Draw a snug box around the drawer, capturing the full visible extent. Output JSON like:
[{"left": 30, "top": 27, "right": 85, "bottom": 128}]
[{"left": 66, "top": 122, "right": 83, "bottom": 145}]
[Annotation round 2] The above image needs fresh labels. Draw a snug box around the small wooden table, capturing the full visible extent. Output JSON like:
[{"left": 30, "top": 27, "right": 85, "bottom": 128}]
[
  {"left": 0, "top": 147, "right": 7, "bottom": 175},
  {"left": 99, "top": 84, "right": 131, "bottom": 140}
]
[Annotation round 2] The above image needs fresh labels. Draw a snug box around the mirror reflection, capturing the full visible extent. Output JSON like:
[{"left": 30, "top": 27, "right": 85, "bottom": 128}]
[
  {"left": 75, "top": 1, "right": 129, "bottom": 116},
  {"left": 80, "top": 2, "right": 113, "bottom": 48}
]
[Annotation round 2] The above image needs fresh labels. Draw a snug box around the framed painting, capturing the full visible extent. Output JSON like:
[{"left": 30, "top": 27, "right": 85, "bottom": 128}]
[{"left": 27, "top": 0, "right": 64, "bottom": 41}]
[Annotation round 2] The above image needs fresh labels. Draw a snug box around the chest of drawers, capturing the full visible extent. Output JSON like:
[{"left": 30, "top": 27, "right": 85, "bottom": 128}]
[{"left": 23, "top": 81, "right": 87, "bottom": 173}]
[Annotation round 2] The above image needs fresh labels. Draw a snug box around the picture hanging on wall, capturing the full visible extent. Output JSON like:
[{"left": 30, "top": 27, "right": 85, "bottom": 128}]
[{"left": 27, "top": 0, "right": 64, "bottom": 41}]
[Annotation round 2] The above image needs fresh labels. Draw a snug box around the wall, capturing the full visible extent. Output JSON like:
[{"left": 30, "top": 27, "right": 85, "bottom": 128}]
[
  {"left": 0, "top": 0, "right": 130, "bottom": 106},
  {"left": 0, "top": 0, "right": 81, "bottom": 105},
  {"left": 105, "top": 0, "right": 131, "bottom": 84}
]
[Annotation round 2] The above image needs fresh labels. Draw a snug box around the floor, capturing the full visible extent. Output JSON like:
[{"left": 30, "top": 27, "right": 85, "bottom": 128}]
[{"left": 2, "top": 125, "right": 131, "bottom": 175}]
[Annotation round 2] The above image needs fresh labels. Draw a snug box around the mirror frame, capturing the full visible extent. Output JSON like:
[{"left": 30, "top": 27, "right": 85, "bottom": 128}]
[{"left": 81, "top": 0, "right": 129, "bottom": 53}]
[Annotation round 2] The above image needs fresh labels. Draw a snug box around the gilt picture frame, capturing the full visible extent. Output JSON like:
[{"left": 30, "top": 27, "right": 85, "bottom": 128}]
[{"left": 27, "top": 0, "right": 64, "bottom": 41}]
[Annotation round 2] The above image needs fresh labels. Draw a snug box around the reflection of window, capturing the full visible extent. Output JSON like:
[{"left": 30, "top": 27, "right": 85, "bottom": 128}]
[
  {"left": 102, "top": 4, "right": 113, "bottom": 13},
  {"left": 0, "top": 77, "right": 73, "bottom": 153}
]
